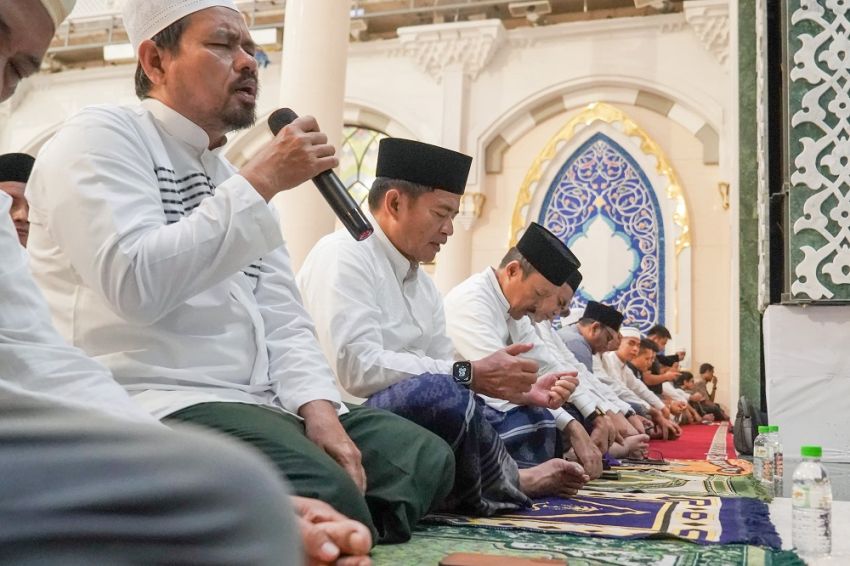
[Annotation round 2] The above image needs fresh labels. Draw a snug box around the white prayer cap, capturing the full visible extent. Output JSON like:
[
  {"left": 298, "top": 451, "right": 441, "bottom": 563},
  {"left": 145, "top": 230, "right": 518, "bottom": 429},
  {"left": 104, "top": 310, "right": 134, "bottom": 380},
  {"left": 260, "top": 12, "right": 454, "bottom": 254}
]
[
  {"left": 123, "top": 0, "right": 239, "bottom": 53},
  {"left": 40, "top": 0, "right": 77, "bottom": 28},
  {"left": 620, "top": 326, "right": 641, "bottom": 339}
]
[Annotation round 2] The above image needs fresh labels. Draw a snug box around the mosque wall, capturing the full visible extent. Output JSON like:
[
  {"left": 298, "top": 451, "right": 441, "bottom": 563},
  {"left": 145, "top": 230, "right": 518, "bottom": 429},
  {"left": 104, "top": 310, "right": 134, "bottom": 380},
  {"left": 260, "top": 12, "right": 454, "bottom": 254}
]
[{"left": 0, "top": 8, "right": 735, "bottom": 408}]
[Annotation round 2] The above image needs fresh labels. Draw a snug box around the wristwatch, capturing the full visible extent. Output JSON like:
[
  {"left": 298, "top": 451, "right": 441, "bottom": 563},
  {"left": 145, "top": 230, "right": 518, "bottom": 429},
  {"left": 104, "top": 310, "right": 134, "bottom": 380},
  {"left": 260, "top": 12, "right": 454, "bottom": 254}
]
[{"left": 452, "top": 361, "right": 473, "bottom": 386}]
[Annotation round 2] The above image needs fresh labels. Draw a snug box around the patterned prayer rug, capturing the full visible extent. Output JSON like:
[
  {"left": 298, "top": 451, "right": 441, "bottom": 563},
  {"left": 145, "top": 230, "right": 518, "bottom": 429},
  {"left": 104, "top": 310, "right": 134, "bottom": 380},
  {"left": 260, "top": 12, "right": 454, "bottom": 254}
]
[
  {"left": 585, "top": 467, "right": 760, "bottom": 497},
  {"left": 425, "top": 490, "right": 780, "bottom": 547},
  {"left": 372, "top": 524, "right": 805, "bottom": 566},
  {"left": 618, "top": 458, "right": 753, "bottom": 476}
]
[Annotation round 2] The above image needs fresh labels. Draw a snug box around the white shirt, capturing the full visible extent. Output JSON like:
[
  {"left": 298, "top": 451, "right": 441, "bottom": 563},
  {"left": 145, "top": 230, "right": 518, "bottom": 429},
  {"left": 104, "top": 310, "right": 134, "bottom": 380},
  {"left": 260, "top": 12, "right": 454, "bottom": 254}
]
[
  {"left": 598, "top": 351, "right": 665, "bottom": 410},
  {"left": 538, "top": 323, "right": 632, "bottom": 415},
  {"left": 0, "top": 193, "right": 157, "bottom": 425},
  {"left": 27, "top": 100, "right": 343, "bottom": 419},
  {"left": 662, "top": 381, "right": 692, "bottom": 403},
  {"left": 444, "top": 268, "right": 613, "bottom": 430},
  {"left": 297, "top": 213, "right": 454, "bottom": 398}
]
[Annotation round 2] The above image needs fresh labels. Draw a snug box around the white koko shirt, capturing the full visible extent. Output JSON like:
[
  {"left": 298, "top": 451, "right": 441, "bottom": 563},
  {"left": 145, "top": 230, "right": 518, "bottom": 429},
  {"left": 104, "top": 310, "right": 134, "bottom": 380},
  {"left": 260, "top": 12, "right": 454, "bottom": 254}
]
[
  {"left": 26, "top": 100, "right": 343, "bottom": 419},
  {"left": 0, "top": 193, "right": 157, "bottom": 425},
  {"left": 297, "top": 214, "right": 455, "bottom": 398},
  {"left": 444, "top": 268, "right": 610, "bottom": 430},
  {"left": 597, "top": 351, "right": 665, "bottom": 410}
]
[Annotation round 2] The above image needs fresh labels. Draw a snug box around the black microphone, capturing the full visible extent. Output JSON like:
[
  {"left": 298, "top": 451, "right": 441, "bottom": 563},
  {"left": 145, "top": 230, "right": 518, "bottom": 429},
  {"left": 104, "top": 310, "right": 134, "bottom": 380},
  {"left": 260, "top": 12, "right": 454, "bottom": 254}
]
[{"left": 267, "top": 108, "right": 373, "bottom": 241}]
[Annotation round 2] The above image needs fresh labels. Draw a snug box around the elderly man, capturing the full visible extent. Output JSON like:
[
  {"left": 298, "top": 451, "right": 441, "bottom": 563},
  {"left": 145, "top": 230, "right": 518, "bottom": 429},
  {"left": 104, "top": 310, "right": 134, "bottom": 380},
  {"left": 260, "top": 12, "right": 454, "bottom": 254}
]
[
  {"left": 0, "top": 1, "right": 371, "bottom": 564},
  {"left": 299, "top": 138, "right": 582, "bottom": 513},
  {"left": 444, "top": 225, "right": 652, "bottom": 476},
  {"left": 0, "top": 153, "right": 34, "bottom": 245},
  {"left": 27, "top": 0, "right": 452, "bottom": 544}
]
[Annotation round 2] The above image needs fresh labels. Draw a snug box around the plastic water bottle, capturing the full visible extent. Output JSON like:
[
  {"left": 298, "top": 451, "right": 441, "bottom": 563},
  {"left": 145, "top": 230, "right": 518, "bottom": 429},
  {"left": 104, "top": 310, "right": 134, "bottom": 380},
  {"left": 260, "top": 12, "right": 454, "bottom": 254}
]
[
  {"left": 792, "top": 446, "right": 831, "bottom": 558},
  {"left": 769, "top": 425, "right": 784, "bottom": 496},
  {"left": 753, "top": 425, "right": 771, "bottom": 488}
]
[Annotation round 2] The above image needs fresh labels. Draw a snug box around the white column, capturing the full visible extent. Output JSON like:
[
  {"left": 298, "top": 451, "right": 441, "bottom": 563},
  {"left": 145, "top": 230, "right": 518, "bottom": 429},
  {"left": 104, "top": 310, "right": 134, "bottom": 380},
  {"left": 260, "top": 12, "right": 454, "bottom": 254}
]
[
  {"left": 273, "top": 0, "right": 350, "bottom": 270},
  {"left": 398, "top": 20, "right": 506, "bottom": 294},
  {"left": 434, "top": 63, "right": 471, "bottom": 294}
]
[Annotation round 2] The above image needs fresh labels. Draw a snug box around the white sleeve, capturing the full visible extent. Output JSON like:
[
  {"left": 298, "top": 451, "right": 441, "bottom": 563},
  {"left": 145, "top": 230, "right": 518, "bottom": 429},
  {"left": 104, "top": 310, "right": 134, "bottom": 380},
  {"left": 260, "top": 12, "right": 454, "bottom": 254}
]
[
  {"left": 254, "top": 219, "right": 345, "bottom": 415},
  {"left": 0, "top": 196, "right": 159, "bottom": 426},
  {"left": 27, "top": 108, "right": 283, "bottom": 326},
  {"left": 618, "top": 362, "right": 666, "bottom": 410},
  {"left": 297, "top": 241, "right": 452, "bottom": 398}
]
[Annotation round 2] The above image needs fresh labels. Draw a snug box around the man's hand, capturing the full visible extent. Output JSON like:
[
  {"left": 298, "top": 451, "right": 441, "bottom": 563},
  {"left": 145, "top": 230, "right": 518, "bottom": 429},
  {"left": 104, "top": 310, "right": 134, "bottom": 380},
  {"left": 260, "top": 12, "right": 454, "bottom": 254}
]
[
  {"left": 471, "top": 343, "right": 539, "bottom": 403},
  {"left": 300, "top": 400, "right": 367, "bottom": 493},
  {"left": 589, "top": 415, "right": 613, "bottom": 454},
  {"left": 520, "top": 372, "right": 578, "bottom": 409},
  {"left": 610, "top": 411, "right": 639, "bottom": 437},
  {"left": 241, "top": 115, "right": 339, "bottom": 202},
  {"left": 628, "top": 413, "right": 653, "bottom": 434},
  {"left": 292, "top": 496, "right": 372, "bottom": 566},
  {"left": 661, "top": 370, "right": 680, "bottom": 382},
  {"left": 566, "top": 421, "right": 603, "bottom": 479},
  {"left": 690, "top": 392, "right": 705, "bottom": 403}
]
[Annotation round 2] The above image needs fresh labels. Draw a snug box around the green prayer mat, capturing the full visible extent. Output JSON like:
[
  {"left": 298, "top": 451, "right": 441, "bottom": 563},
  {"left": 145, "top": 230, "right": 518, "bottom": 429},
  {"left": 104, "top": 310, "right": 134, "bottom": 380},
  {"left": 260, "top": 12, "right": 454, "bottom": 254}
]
[
  {"left": 585, "top": 468, "right": 762, "bottom": 498},
  {"left": 372, "top": 524, "right": 805, "bottom": 565}
]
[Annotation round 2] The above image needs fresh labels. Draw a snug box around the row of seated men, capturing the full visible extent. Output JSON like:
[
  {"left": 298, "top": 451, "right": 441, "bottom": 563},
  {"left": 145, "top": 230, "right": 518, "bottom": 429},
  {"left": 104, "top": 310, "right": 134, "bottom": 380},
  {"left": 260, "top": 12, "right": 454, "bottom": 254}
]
[{"left": 1, "top": 0, "right": 719, "bottom": 563}]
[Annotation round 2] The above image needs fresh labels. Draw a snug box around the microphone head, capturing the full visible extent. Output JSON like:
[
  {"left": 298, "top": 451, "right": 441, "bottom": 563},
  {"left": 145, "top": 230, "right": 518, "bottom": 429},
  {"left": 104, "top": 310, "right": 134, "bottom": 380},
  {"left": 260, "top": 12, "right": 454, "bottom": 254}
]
[{"left": 268, "top": 108, "right": 299, "bottom": 135}]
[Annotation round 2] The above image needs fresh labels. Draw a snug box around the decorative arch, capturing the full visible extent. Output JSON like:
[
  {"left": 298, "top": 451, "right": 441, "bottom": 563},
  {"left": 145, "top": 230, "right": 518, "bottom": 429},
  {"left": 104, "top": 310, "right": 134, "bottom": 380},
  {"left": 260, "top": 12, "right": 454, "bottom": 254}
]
[
  {"left": 476, "top": 77, "right": 722, "bottom": 181},
  {"left": 538, "top": 132, "right": 667, "bottom": 332},
  {"left": 510, "top": 102, "right": 692, "bottom": 341}
]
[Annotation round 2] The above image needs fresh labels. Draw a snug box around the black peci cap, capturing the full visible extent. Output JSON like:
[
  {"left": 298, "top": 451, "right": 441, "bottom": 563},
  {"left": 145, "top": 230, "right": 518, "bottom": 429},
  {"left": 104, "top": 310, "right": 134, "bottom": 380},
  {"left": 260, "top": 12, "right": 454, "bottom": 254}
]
[
  {"left": 516, "top": 222, "right": 581, "bottom": 286},
  {"left": 375, "top": 138, "right": 472, "bottom": 195},
  {"left": 0, "top": 153, "right": 35, "bottom": 183},
  {"left": 583, "top": 301, "right": 624, "bottom": 332}
]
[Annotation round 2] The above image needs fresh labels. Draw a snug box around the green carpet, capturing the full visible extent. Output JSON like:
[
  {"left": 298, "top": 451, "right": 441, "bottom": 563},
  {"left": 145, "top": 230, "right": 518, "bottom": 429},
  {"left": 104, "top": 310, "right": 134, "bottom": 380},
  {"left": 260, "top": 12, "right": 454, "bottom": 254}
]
[{"left": 372, "top": 524, "right": 805, "bottom": 565}]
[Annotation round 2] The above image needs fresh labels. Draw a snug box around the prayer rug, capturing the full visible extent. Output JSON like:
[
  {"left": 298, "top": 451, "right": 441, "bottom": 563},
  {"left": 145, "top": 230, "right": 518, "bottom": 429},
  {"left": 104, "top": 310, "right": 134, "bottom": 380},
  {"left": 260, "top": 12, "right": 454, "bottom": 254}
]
[
  {"left": 585, "top": 467, "right": 760, "bottom": 497},
  {"left": 618, "top": 458, "right": 753, "bottom": 477},
  {"left": 650, "top": 422, "right": 737, "bottom": 460},
  {"left": 372, "top": 524, "right": 804, "bottom": 566},
  {"left": 424, "top": 490, "right": 780, "bottom": 547}
]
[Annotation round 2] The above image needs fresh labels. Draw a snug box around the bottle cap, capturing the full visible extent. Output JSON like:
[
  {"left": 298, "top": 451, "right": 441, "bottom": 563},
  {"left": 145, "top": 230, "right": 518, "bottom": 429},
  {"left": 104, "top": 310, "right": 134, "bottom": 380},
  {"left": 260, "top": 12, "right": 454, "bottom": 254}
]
[
  {"left": 800, "top": 446, "right": 822, "bottom": 458},
  {"left": 757, "top": 425, "right": 769, "bottom": 434},
  {"left": 769, "top": 425, "right": 779, "bottom": 433}
]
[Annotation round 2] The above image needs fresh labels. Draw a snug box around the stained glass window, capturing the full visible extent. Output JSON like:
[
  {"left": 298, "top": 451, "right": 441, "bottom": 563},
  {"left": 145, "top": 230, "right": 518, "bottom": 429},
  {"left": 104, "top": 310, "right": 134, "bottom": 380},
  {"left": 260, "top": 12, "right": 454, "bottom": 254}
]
[{"left": 339, "top": 126, "right": 389, "bottom": 208}]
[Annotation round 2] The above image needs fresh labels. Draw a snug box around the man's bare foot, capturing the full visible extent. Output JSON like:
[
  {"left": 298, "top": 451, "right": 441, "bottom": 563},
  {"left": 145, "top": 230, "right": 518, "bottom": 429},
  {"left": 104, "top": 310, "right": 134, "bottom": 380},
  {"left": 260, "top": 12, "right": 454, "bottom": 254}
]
[
  {"left": 608, "top": 433, "right": 650, "bottom": 459},
  {"left": 519, "top": 459, "right": 590, "bottom": 498}
]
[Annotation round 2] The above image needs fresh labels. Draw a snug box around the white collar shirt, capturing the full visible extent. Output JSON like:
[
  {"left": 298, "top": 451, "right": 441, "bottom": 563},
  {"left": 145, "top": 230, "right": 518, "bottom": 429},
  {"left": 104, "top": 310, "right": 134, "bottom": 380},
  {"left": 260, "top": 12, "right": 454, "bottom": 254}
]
[
  {"left": 536, "top": 322, "right": 632, "bottom": 414},
  {"left": 443, "top": 268, "right": 614, "bottom": 430},
  {"left": 0, "top": 194, "right": 158, "bottom": 425},
  {"left": 297, "top": 212, "right": 455, "bottom": 399},
  {"left": 26, "top": 99, "right": 343, "bottom": 419},
  {"left": 599, "top": 351, "right": 665, "bottom": 410}
]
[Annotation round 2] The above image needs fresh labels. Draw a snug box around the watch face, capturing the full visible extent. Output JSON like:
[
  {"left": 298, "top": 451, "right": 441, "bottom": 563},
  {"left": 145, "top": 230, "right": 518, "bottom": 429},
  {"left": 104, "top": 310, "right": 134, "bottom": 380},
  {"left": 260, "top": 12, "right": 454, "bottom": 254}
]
[{"left": 453, "top": 361, "right": 473, "bottom": 384}]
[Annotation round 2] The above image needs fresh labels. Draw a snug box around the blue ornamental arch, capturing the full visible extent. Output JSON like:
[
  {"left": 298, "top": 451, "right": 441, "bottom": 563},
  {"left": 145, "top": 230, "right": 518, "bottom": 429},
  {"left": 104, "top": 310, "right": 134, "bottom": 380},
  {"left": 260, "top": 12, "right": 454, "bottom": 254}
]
[{"left": 538, "top": 132, "right": 665, "bottom": 333}]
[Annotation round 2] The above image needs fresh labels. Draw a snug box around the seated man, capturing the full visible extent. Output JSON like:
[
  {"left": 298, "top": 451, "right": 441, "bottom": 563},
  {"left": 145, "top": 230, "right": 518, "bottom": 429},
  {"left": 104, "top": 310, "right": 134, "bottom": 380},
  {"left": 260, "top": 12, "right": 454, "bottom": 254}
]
[
  {"left": 300, "top": 138, "right": 583, "bottom": 513},
  {"left": 596, "top": 327, "right": 680, "bottom": 440},
  {"left": 444, "top": 227, "right": 649, "bottom": 472},
  {"left": 0, "top": 2, "right": 370, "bottom": 564},
  {"left": 678, "top": 370, "right": 727, "bottom": 421},
  {"left": 27, "top": 0, "right": 452, "bottom": 543},
  {"left": 629, "top": 339, "right": 682, "bottom": 439},
  {"left": 698, "top": 363, "right": 722, "bottom": 404},
  {"left": 558, "top": 301, "right": 651, "bottom": 441},
  {"left": 0, "top": 152, "right": 34, "bottom": 246},
  {"left": 666, "top": 372, "right": 703, "bottom": 424},
  {"left": 639, "top": 324, "right": 681, "bottom": 395}
]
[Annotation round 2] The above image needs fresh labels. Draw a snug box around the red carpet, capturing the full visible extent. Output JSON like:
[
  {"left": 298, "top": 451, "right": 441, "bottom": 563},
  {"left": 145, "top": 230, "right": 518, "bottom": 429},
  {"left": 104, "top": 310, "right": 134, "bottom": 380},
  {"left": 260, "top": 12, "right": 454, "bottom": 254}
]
[{"left": 648, "top": 423, "right": 736, "bottom": 460}]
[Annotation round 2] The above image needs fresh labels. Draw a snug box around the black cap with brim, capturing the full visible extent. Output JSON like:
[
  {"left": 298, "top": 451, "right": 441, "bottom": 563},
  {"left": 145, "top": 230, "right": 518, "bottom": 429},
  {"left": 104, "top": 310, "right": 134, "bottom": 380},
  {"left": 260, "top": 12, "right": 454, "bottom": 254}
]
[
  {"left": 584, "top": 300, "right": 624, "bottom": 332},
  {"left": 516, "top": 222, "right": 581, "bottom": 286},
  {"left": 376, "top": 138, "right": 472, "bottom": 195},
  {"left": 0, "top": 153, "right": 35, "bottom": 183}
]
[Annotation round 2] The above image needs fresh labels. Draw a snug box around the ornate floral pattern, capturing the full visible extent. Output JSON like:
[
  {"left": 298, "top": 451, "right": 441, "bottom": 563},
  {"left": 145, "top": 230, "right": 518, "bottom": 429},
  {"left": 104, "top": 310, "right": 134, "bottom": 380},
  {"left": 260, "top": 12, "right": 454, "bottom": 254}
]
[
  {"left": 788, "top": 0, "right": 850, "bottom": 300},
  {"left": 539, "top": 132, "right": 665, "bottom": 333}
]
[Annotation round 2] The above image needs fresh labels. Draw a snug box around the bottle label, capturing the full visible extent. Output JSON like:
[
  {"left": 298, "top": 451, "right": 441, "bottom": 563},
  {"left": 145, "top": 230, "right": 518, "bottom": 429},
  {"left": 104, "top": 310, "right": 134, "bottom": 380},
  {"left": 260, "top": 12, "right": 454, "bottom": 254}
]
[
  {"left": 792, "top": 485, "right": 832, "bottom": 509},
  {"left": 754, "top": 446, "right": 768, "bottom": 458}
]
